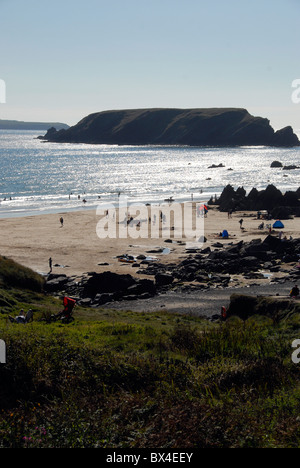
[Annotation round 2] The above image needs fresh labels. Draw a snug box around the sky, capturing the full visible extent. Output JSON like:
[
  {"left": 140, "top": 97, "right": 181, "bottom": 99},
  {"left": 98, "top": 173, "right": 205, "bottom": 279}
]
[{"left": 0, "top": 0, "right": 300, "bottom": 131}]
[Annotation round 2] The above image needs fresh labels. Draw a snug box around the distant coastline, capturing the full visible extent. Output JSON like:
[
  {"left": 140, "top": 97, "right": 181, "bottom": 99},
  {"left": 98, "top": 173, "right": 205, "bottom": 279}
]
[{"left": 0, "top": 119, "right": 69, "bottom": 131}]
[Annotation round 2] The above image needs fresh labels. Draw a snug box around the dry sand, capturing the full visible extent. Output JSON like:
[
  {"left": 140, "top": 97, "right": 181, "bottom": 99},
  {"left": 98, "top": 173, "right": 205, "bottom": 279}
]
[{"left": 0, "top": 203, "right": 298, "bottom": 280}]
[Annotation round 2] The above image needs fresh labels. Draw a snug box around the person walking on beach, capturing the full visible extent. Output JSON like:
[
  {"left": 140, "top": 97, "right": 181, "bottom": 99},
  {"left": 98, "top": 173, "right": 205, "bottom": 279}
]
[
  {"left": 60, "top": 217, "right": 64, "bottom": 227},
  {"left": 49, "top": 257, "right": 53, "bottom": 273},
  {"left": 239, "top": 218, "right": 244, "bottom": 229}
]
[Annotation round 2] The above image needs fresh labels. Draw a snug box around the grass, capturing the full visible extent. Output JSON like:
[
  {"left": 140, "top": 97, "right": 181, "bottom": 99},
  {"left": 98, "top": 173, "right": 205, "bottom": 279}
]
[
  {"left": 0, "top": 256, "right": 45, "bottom": 292},
  {"left": 1, "top": 261, "right": 300, "bottom": 447}
]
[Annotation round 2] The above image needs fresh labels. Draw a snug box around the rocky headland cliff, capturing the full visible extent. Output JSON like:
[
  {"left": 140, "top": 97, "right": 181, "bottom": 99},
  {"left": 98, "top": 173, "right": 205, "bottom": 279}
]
[{"left": 39, "top": 108, "right": 300, "bottom": 147}]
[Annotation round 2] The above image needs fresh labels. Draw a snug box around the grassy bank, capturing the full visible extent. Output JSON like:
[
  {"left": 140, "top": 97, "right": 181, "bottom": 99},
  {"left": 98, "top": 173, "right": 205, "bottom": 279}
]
[{"left": 0, "top": 258, "right": 300, "bottom": 448}]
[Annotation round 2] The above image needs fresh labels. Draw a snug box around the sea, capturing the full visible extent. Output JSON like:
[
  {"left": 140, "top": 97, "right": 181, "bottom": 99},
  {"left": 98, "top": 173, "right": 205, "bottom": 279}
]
[{"left": 0, "top": 129, "right": 300, "bottom": 219}]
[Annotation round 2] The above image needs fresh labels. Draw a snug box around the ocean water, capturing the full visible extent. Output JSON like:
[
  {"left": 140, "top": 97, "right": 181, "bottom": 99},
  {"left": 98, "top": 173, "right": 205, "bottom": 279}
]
[{"left": 0, "top": 129, "right": 299, "bottom": 218}]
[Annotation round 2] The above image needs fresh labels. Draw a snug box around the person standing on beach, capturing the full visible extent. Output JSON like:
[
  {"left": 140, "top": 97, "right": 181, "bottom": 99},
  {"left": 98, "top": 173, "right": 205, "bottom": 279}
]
[
  {"left": 49, "top": 257, "right": 53, "bottom": 273},
  {"left": 239, "top": 218, "right": 244, "bottom": 229},
  {"left": 290, "top": 285, "right": 299, "bottom": 298},
  {"left": 60, "top": 217, "right": 64, "bottom": 227}
]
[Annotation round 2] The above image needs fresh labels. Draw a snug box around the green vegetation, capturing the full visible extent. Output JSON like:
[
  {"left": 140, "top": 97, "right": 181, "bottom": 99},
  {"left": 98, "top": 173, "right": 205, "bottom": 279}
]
[
  {"left": 0, "top": 256, "right": 45, "bottom": 292},
  {"left": 1, "top": 260, "right": 300, "bottom": 448}
]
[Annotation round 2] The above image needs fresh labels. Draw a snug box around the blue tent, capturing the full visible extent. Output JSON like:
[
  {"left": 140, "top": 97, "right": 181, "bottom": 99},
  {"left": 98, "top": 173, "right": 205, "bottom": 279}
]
[
  {"left": 222, "top": 230, "right": 229, "bottom": 238},
  {"left": 273, "top": 220, "right": 284, "bottom": 229}
]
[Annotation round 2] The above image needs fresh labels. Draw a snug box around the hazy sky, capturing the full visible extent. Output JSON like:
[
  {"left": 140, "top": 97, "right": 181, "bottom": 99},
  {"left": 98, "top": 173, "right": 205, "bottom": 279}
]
[{"left": 0, "top": 0, "right": 300, "bottom": 130}]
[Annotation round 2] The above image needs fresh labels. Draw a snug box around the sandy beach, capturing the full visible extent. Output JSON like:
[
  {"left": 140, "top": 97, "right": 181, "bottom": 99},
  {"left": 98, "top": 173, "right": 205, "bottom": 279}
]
[{"left": 0, "top": 203, "right": 298, "bottom": 280}]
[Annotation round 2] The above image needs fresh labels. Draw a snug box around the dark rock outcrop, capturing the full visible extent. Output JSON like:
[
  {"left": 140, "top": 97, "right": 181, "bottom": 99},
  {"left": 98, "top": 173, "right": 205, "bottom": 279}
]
[
  {"left": 272, "top": 126, "right": 300, "bottom": 147},
  {"left": 155, "top": 272, "right": 174, "bottom": 287},
  {"left": 283, "top": 165, "right": 300, "bottom": 171},
  {"left": 44, "top": 274, "right": 70, "bottom": 292},
  {"left": 209, "top": 184, "right": 300, "bottom": 217},
  {"left": 271, "top": 161, "right": 283, "bottom": 168},
  {"left": 43, "top": 237, "right": 300, "bottom": 307},
  {"left": 39, "top": 108, "right": 300, "bottom": 147},
  {"left": 82, "top": 271, "right": 137, "bottom": 299},
  {"left": 139, "top": 236, "right": 300, "bottom": 286},
  {"left": 208, "top": 163, "right": 226, "bottom": 169}
]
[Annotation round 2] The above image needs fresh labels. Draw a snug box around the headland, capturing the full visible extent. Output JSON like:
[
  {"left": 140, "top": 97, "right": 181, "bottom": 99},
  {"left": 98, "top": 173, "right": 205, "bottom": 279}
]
[{"left": 40, "top": 108, "right": 300, "bottom": 147}]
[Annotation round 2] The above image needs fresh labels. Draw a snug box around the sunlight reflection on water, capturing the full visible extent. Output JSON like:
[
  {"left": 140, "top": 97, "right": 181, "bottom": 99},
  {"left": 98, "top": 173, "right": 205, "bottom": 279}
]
[{"left": 0, "top": 130, "right": 299, "bottom": 217}]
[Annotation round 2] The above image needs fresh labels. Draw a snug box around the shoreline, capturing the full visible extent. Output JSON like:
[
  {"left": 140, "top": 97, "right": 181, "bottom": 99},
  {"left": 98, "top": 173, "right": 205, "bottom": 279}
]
[
  {"left": 1, "top": 202, "right": 299, "bottom": 280},
  {"left": 0, "top": 192, "right": 214, "bottom": 221},
  {"left": 0, "top": 204, "right": 98, "bottom": 220},
  {"left": 1, "top": 201, "right": 299, "bottom": 317}
]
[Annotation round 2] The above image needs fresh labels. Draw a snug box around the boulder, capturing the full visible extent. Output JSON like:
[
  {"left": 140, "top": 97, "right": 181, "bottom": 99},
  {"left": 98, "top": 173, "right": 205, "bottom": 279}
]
[
  {"left": 44, "top": 276, "right": 69, "bottom": 292},
  {"left": 262, "top": 235, "right": 285, "bottom": 253},
  {"left": 272, "top": 126, "right": 300, "bottom": 147},
  {"left": 283, "top": 165, "right": 300, "bottom": 171},
  {"left": 155, "top": 273, "right": 174, "bottom": 287},
  {"left": 270, "top": 161, "right": 283, "bottom": 168},
  {"left": 79, "top": 298, "right": 92, "bottom": 306},
  {"left": 93, "top": 293, "right": 114, "bottom": 305},
  {"left": 126, "top": 279, "right": 156, "bottom": 296},
  {"left": 240, "top": 256, "right": 260, "bottom": 268},
  {"left": 82, "top": 271, "right": 137, "bottom": 298},
  {"left": 208, "top": 163, "right": 225, "bottom": 169}
]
